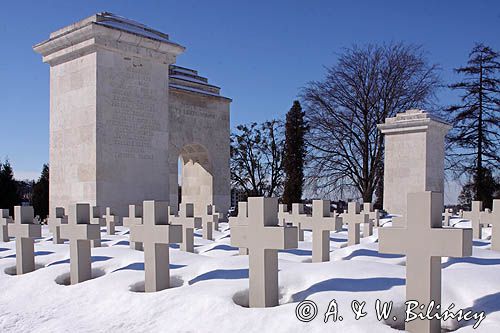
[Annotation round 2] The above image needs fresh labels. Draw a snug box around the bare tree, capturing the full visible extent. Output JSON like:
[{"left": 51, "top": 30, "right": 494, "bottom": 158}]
[
  {"left": 301, "top": 43, "right": 440, "bottom": 204},
  {"left": 230, "top": 120, "right": 284, "bottom": 197}
]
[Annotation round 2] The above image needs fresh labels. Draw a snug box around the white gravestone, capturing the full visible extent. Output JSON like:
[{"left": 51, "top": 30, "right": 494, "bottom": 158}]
[
  {"left": 201, "top": 205, "right": 215, "bottom": 241},
  {"left": 300, "top": 200, "right": 342, "bottom": 262},
  {"left": 90, "top": 206, "right": 104, "bottom": 247},
  {"left": 0, "top": 209, "right": 12, "bottom": 242},
  {"left": 442, "top": 208, "right": 453, "bottom": 227},
  {"left": 363, "top": 202, "right": 380, "bottom": 228},
  {"left": 379, "top": 191, "right": 472, "bottom": 333},
  {"left": 228, "top": 202, "right": 249, "bottom": 255},
  {"left": 290, "top": 204, "right": 306, "bottom": 241},
  {"left": 463, "top": 201, "right": 486, "bottom": 239},
  {"left": 102, "top": 207, "right": 118, "bottom": 235},
  {"left": 9, "top": 206, "right": 42, "bottom": 274},
  {"left": 130, "top": 200, "right": 182, "bottom": 292},
  {"left": 342, "top": 202, "right": 369, "bottom": 246},
  {"left": 480, "top": 200, "right": 500, "bottom": 251},
  {"left": 377, "top": 109, "right": 451, "bottom": 218},
  {"left": 60, "top": 204, "right": 101, "bottom": 284},
  {"left": 170, "top": 203, "right": 202, "bottom": 252},
  {"left": 123, "top": 205, "right": 143, "bottom": 250},
  {"left": 231, "top": 197, "right": 298, "bottom": 307},
  {"left": 47, "top": 207, "right": 68, "bottom": 244}
]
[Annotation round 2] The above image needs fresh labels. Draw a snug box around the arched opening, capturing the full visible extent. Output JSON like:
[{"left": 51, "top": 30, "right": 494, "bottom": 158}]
[{"left": 178, "top": 143, "right": 213, "bottom": 216}]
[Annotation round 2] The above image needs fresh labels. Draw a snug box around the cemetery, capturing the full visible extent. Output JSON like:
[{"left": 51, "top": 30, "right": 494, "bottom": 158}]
[{"left": 1, "top": 7, "right": 500, "bottom": 333}]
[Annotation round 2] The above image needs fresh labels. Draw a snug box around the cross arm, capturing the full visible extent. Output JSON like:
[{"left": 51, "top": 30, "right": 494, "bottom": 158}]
[
  {"left": 60, "top": 224, "right": 100, "bottom": 240},
  {"left": 261, "top": 226, "right": 298, "bottom": 250}
]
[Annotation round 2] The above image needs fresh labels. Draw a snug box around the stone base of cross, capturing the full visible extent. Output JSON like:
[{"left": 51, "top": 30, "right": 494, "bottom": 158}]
[
  {"left": 231, "top": 197, "right": 298, "bottom": 307},
  {"left": 379, "top": 191, "right": 472, "bottom": 333}
]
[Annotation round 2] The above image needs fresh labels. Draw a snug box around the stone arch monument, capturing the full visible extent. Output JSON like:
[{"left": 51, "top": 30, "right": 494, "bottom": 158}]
[{"left": 33, "top": 13, "right": 231, "bottom": 217}]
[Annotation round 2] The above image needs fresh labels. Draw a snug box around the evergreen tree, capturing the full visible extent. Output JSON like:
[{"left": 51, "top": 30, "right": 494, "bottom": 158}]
[
  {"left": 446, "top": 44, "right": 500, "bottom": 207},
  {"left": 282, "top": 101, "right": 308, "bottom": 209},
  {"left": 32, "top": 164, "right": 49, "bottom": 219},
  {"left": 0, "top": 160, "right": 21, "bottom": 216}
]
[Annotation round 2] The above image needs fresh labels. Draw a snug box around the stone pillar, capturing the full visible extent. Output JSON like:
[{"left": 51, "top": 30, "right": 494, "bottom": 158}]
[
  {"left": 377, "top": 109, "right": 451, "bottom": 217},
  {"left": 33, "top": 13, "right": 185, "bottom": 216}
]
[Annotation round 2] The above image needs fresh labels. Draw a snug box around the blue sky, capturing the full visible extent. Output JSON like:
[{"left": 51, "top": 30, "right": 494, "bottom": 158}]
[{"left": 0, "top": 0, "right": 499, "bottom": 202}]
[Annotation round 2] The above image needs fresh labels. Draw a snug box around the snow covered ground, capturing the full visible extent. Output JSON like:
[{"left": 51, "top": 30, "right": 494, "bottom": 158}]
[{"left": 1, "top": 217, "right": 500, "bottom": 332}]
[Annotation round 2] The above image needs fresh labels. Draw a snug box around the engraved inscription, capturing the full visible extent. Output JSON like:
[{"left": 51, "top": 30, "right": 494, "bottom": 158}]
[{"left": 103, "top": 58, "right": 164, "bottom": 160}]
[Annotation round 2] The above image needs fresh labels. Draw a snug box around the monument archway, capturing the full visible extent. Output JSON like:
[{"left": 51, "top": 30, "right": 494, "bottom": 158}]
[
  {"left": 34, "top": 13, "right": 231, "bottom": 217},
  {"left": 177, "top": 143, "right": 213, "bottom": 216}
]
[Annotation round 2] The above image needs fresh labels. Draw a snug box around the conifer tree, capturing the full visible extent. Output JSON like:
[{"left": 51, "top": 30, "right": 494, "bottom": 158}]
[
  {"left": 446, "top": 44, "right": 500, "bottom": 208},
  {"left": 282, "top": 101, "right": 308, "bottom": 209},
  {"left": 0, "top": 160, "right": 21, "bottom": 215},
  {"left": 32, "top": 164, "right": 49, "bottom": 219}
]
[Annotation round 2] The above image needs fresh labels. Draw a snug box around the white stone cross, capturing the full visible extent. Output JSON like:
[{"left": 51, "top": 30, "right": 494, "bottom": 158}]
[
  {"left": 102, "top": 207, "right": 118, "bottom": 235},
  {"left": 379, "top": 191, "right": 472, "bottom": 333},
  {"left": 47, "top": 207, "right": 68, "bottom": 244},
  {"left": 123, "top": 204, "right": 143, "bottom": 250},
  {"left": 170, "top": 203, "right": 202, "bottom": 252},
  {"left": 207, "top": 205, "right": 220, "bottom": 231},
  {"left": 277, "top": 204, "right": 291, "bottom": 226},
  {"left": 130, "top": 200, "right": 182, "bottom": 292},
  {"left": 90, "top": 206, "right": 104, "bottom": 247},
  {"left": 463, "top": 201, "right": 486, "bottom": 239},
  {"left": 289, "top": 203, "right": 306, "bottom": 241},
  {"left": 60, "top": 203, "right": 101, "bottom": 284},
  {"left": 363, "top": 202, "right": 380, "bottom": 229},
  {"left": 9, "top": 206, "right": 42, "bottom": 274},
  {"left": 300, "top": 200, "right": 342, "bottom": 262},
  {"left": 228, "top": 201, "right": 249, "bottom": 255},
  {"left": 201, "top": 204, "right": 215, "bottom": 240},
  {"left": 0, "top": 209, "right": 12, "bottom": 242},
  {"left": 480, "top": 200, "right": 500, "bottom": 251},
  {"left": 442, "top": 208, "right": 453, "bottom": 227},
  {"left": 342, "top": 202, "right": 369, "bottom": 246},
  {"left": 231, "top": 197, "right": 298, "bottom": 307}
]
